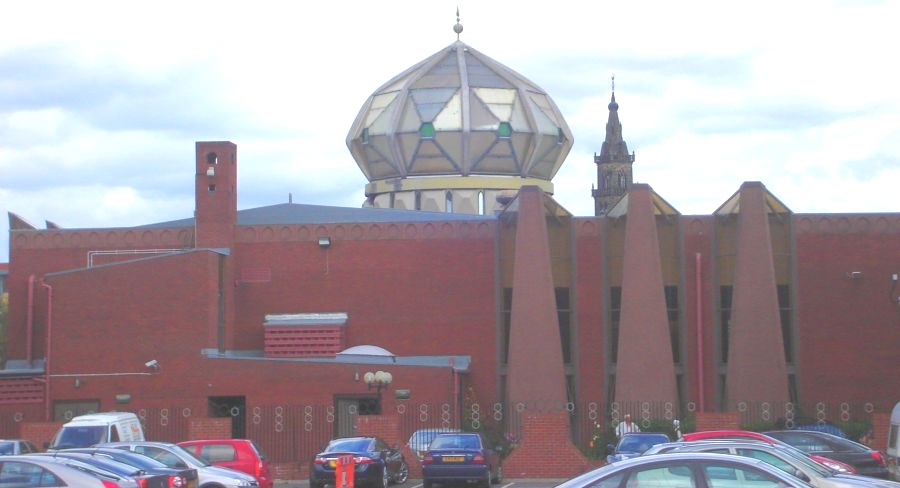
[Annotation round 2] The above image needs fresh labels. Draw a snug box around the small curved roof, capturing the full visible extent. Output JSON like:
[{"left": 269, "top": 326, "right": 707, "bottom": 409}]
[{"left": 338, "top": 345, "right": 395, "bottom": 357}]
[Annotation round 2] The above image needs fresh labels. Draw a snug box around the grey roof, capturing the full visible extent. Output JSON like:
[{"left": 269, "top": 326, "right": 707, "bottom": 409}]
[
  {"left": 200, "top": 349, "right": 471, "bottom": 372},
  {"left": 138, "top": 203, "right": 495, "bottom": 229}
]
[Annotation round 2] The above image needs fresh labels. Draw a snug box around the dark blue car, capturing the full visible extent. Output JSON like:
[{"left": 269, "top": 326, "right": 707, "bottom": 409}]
[
  {"left": 422, "top": 432, "right": 501, "bottom": 488},
  {"left": 606, "top": 432, "right": 671, "bottom": 463}
]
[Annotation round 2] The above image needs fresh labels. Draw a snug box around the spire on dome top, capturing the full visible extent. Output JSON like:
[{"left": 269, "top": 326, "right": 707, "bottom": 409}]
[
  {"left": 609, "top": 75, "right": 619, "bottom": 111},
  {"left": 453, "top": 8, "right": 463, "bottom": 39}
]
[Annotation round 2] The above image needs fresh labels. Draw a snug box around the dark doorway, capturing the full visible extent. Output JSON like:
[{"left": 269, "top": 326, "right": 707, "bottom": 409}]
[
  {"left": 335, "top": 396, "right": 379, "bottom": 437},
  {"left": 208, "top": 396, "right": 246, "bottom": 438}
]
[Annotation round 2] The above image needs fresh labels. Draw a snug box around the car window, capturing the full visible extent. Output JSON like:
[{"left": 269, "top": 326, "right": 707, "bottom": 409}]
[
  {"left": 583, "top": 471, "right": 625, "bottom": 488},
  {"left": 702, "top": 462, "right": 788, "bottom": 488},
  {"left": 327, "top": 438, "right": 373, "bottom": 452},
  {"left": 0, "top": 461, "right": 64, "bottom": 487},
  {"left": 737, "top": 449, "right": 794, "bottom": 474},
  {"left": 135, "top": 446, "right": 185, "bottom": 467},
  {"left": 626, "top": 464, "right": 695, "bottom": 488},
  {"left": 201, "top": 444, "right": 237, "bottom": 462}
]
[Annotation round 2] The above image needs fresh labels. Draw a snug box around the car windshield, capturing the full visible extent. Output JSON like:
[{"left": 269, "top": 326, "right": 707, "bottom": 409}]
[
  {"left": 618, "top": 435, "right": 669, "bottom": 453},
  {"left": 326, "top": 438, "right": 372, "bottom": 453},
  {"left": 53, "top": 426, "right": 106, "bottom": 448},
  {"left": 169, "top": 444, "right": 212, "bottom": 467},
  {"left": 773, "top": 446, "right": 834, "bottom": 477}
]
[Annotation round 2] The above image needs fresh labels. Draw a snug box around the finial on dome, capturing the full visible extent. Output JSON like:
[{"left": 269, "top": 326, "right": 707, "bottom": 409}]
[
  {"left": 453, "top": 7, "right": 463, "bottom": 39},
  {"left": 609, "top": 74, "right": 619, "bottom": 111}
]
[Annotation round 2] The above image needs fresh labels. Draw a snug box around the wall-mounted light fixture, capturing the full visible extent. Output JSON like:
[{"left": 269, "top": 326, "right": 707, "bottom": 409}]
[
  {"left": 206, "top": 166, "right": 216, "bottom": 177},
  {"left": 318, "top": 236, "right": 332, "bottom": 248},
  {"left": 847, "top": 271, "right": 862, "bottom": 279},
  {"left": 144, "top": 359, "right": 160, "bottom": 371},
  {"left": 363, "top": 370, "right": 392, "bottom": 398}
]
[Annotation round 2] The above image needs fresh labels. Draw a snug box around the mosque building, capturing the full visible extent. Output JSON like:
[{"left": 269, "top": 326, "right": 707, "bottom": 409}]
[{"left": 2, "top": 15, "right": 900, "bottom": 478}]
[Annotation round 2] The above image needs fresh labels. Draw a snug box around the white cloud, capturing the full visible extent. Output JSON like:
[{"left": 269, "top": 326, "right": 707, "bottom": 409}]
[{"left": 2, "top": 0, "right": 899, "bottom": 262}]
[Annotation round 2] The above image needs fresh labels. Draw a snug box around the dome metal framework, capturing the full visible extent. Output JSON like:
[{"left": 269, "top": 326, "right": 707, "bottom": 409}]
[{"left": 347, "top": 40, "right": 573, "bottom": 214}]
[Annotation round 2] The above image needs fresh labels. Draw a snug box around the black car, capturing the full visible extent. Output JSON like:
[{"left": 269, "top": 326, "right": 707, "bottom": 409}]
[
  {"left": 28, "top": 451, "right": 175, "bottom": 487},
  {"left": 62, "top": 447, "right": 199, "bottom": 487},
  {"left": 310, "top": 436, "right": 408, "bottom": 488},
  {"left": 764, "top": 430, "right": 889, "bottom": 479}
]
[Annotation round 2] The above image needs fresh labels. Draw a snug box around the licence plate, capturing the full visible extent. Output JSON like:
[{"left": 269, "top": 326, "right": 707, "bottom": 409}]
[{"left": 442, "top": 456, "right": 465, "bottom": 462}]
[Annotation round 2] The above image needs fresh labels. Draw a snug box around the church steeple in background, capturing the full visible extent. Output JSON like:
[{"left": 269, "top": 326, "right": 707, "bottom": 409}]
[{"left": 593, "top": 76, "right": 635, "bottom": 216}]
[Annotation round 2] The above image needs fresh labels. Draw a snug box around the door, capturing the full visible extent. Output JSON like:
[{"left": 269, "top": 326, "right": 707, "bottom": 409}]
[{"left": 335, "top": 396, "right": 379, "bottom": 437}]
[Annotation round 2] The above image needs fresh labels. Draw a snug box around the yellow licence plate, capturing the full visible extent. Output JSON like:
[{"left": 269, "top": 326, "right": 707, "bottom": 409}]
[{"left": 442, "top": 456, "right": 465, "bottom": 462}]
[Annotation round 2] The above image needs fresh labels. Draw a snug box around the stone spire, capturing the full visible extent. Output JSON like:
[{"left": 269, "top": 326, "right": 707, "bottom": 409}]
[{"left": 593, "top": 76, "right": 635, "bottom": 216}]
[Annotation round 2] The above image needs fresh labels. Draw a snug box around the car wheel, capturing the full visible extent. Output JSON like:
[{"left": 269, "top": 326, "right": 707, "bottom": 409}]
[
  {"left": 309, "top": 479, "right": 321, "bottom": 488},
  {"left": 491, "top": 465, "right": 502, "bottom": 484},
  {"left": 393, "top": 460, "right": 409, "bottom": 484},
  {"left": 480, "top": 468, "right": 491, "bottom": 488}
]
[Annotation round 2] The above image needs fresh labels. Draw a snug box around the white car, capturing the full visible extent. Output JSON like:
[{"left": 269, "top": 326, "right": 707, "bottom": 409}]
[{"left": 98, "top": 441, "right": 259, "bottom": 488}]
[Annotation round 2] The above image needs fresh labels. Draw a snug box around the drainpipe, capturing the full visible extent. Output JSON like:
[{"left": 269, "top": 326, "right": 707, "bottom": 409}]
[
  {"left": 450, "top": 357, "right": 459, "bottom": 429},
  {"left": 40, "top": 280, "right": 53, "bottom": 422},
  {"left": 695, "top": 253, "right": 705, "bottom": 412},
  {"left": 26, "top": 275, "right": 35, "bottom": 366}
]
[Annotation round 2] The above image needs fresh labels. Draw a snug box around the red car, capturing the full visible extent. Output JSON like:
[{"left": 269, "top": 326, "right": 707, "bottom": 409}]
[
  {"left": 682, "top": 429, "right": 857, "bottom": 473},
  {"left": 178, "top": 438, "right": 273, "bottom": 488}
]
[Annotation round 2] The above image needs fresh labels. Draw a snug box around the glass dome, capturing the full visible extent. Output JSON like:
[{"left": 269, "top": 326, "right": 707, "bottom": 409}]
[{"left": 346, "top": 40, "right": 573, "bottom": 212}]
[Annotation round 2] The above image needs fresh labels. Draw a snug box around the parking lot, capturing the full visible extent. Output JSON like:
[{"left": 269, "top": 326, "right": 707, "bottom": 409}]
[{"left": 276, "top": 480, "right": 564, "bottom": 488}]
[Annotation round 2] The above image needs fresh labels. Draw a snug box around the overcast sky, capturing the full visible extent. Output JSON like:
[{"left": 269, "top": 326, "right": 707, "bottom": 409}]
[{"left": 2, "top": 0, "right": 899, "bottom": 262}]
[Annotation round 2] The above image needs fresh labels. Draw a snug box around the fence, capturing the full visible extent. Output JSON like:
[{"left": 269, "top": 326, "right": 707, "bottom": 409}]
[{"left": 1, "top": 400, "right": 882, "bottom": 464}]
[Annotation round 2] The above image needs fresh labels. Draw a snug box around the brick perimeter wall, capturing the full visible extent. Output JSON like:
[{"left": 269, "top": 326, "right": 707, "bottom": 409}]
[
  {"left": 694, "top": 412, "right": 740, "bottom": 431},
  {"left": 186, "top": 417, "right": 232, "bottom": 440},
  {"left": 502, "top": 412, "right": 591, "bottom": 478},
  {"left": 20, "top": 421, "right": 64, "bottom": 450}
]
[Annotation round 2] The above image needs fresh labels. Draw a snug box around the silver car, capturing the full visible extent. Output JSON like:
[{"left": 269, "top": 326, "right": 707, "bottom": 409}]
[
  {"left": 97, "top": 441, "right": 259, "bottom": 488},
  {"left": 644, "top": 440, "right": 900, "bottom": 488},
  {"left": 0, "top": 454, "right": 127, "bottom": 487},
  {"left": 555, "top": 452, "right": 816, "bottom": 488}
]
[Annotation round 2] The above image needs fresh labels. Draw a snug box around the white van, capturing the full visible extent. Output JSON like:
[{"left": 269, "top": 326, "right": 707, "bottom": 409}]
[
  {"left": 888, "top": 402, "right": 900, "bottom": 481},
  {"left": 48, "top": 412, "right": 145, "bottom": 450}
]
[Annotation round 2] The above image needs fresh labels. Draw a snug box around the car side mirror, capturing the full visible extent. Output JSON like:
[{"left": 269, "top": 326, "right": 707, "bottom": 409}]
[
  {"left": 175, "top": 461, "right": 188, "bottom": 468},
  {"left": 606, "top": 444, "right": 615, "bottom": 454}
]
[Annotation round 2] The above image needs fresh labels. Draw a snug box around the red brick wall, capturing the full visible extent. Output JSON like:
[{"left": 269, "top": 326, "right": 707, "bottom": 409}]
[
  {"left": 502, "top": 412, "right": 590, "bottom": 478},
  {"left": 20, "top": 421, "right": 64, "bottom": 450},
  {"left": 794, "top": 217, "right": 900, "bottom": 404},
  {"left": 694, "top": 411, "right": 740, "bottom": 431},
  {"left": 186, "top": 417, "right": 232, "bottom": 440},
  {"left": 870, "top": 412, "right": 890, "bottom": 451}
]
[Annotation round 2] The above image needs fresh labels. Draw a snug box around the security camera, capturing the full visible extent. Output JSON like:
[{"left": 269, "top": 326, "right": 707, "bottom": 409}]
[{"left": 145, "top": 360, "right": 159, "bottom": 369}]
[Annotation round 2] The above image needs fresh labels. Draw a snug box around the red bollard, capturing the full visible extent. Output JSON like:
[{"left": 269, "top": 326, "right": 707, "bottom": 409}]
[{"left": 336, "top": 455, "right": 355, "bottom": 488}]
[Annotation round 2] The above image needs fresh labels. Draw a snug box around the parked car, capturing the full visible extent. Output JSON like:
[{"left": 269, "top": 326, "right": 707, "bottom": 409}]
[
  {"left": 421, "top": 432, "right": 501, "bottom": 488},
  {"left": 765, "top": 430, "right": 889, "bottom": 479},
  {"left": 0, "top": 454, "right": 128, "bottom": 486},
  {"left": 607, "top": 432, "right": 671, "bottom": 463},
  {"left": 645, "top": 439, "right": 900, "bottom": 488},
  {"left": 683, "top": 430, "right": 858, "bottom": 473},
  {"left": 776, "top": 418, "right": 848, "bottom": 438},
  {"left": 30, "top": 451, "right": 173, "bottom": 487},
  {"left": 63, "top": 446, "right": 199, "bottom": 487},
  {"left": 555, "top": 452, "right": 818, "bottom": 488},
  {"left": 98, "top": 441, "right": 260, "bottom": 488},
  {"left": 310, "top": 436, "right": 408, "bottom": 488},
  {"left": 407, "top": 428, "right": 461, "bottom": 460},
  {"left": 179, "top": 439, "right": 272, "bottom": 488},
  {"left": 48, "top": 411, "right": 145, "bottom": 450},
  {"left": 0, "top": 439, "right": 39, "bottom": 455}
]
